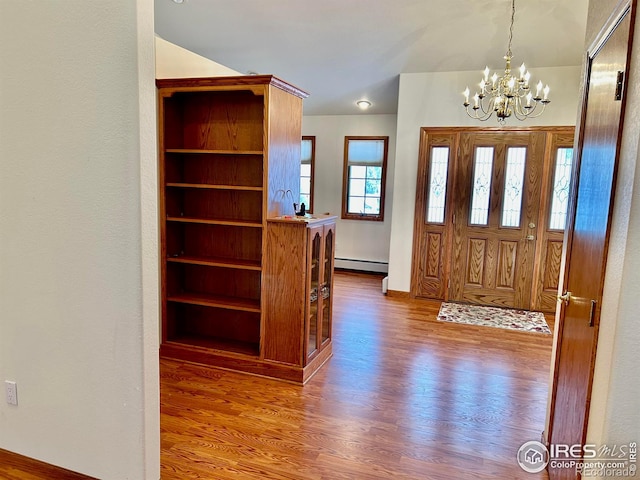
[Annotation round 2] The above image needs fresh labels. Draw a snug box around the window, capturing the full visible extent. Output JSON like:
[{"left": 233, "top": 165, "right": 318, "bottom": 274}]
[
  {"left": 469, "top": 147, "right": 494, "bottom": 226},
  {"left": 426, "top": 146, "right": 450, "bottom": 223},
  {"left": 300, "top": 136, "right": 315, "bottom": 213},
  {"left": 549, "top": 147, "right": 574, "bottom": 230},
  {"left": 342, "top": 136, "right": 389, "bottom": 221},
  {"left": 501, "top": 147, "right": 527, "bottom": 227}
]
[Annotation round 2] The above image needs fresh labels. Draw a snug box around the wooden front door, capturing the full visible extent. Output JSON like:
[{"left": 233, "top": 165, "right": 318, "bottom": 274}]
[
  {"left": 547, "top": 5, "right": 633, "bottom": 479},
  {"left": 411, "top": 128, "right": 574, "bottom": 312},
  {"left": 449, "top": 131, "right": 545, "bottom": 309}
]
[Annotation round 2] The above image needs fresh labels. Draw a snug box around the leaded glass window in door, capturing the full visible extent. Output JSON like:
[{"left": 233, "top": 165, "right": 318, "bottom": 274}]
[
  {"left": 549, "top": 148, "right": 574, "bottom": 230},
  {"left": 501, "top": 147, "right": 527, "bottom": 227},
  {"left": 426, "top": 146, "right": 449, "bottom": 223},
  {"left": 469, "top": 147, "right": 494, "bottom": 226}
]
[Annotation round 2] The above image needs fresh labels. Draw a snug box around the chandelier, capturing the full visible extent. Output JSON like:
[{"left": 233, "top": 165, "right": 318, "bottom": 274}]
[{"left": 462, "top": 0, "right": 550, "bottom": 123}]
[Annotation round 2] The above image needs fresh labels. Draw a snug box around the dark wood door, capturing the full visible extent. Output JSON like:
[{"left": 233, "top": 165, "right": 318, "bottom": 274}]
[
  {"left": 450, "top": 131, "right": 545, "bottom": 309},
  {"left": 548, "top": 7, "right": 633, "bottom": 480}
]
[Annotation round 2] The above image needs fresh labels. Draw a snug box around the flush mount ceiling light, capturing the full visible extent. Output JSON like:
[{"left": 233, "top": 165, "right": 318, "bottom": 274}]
[
  {"left": 172, "top": 0, "right": 185, "bottom": 3},
  {"left": 462, "top": 0, "right": 550, "bottom": 123},
  {"left": 356, "top": 100, "right": 371, "bottom": 110}
]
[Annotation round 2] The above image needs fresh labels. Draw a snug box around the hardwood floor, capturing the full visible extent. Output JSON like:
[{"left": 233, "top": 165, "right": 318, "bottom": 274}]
[
  {"left": 0, "top": 449, "right": 95, "bottom": 480},
  {"left": 1, "top": 272, "right": 554, "bottom": 479},
  {"left": 161, "top": 272, "right": 553, "bottom": 479}
]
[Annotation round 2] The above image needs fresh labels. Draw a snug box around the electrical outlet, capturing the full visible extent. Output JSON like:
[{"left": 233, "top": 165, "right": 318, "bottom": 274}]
[{"left": 5, "top": 381, "right": 17, "bottom": 405}]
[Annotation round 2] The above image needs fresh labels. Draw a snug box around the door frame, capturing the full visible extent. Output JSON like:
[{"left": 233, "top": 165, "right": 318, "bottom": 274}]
[
  {"left": 546, "top": 0, "right": 635, "bottom": 455},
  {"left": 410, "top": 126, "right": 574, "bottom": 311}
]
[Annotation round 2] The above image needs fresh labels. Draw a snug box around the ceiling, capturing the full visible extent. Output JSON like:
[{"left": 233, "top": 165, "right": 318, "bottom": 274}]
[{"left": 154, "top": 0, "right": 589, "bottom": 116}]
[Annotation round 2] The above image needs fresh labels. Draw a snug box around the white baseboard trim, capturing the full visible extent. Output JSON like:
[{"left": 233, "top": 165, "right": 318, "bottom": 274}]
[{"left": 334, "top": 258, "right": 388, "bottom": 274}]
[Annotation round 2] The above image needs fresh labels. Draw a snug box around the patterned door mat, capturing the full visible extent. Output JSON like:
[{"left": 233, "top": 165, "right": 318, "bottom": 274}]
[{"left": 437, "top": 302, "right": 551, "bottom": 334}]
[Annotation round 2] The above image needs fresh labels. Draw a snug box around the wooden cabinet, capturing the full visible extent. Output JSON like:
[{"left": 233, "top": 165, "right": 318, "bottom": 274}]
[
  {"left": 263, "top": 216, "right": 336, "bottom": 382},
  {"left": 158, "top": 76, "right": 335, "bottom": 383},
  {"left": 305, "top": 221, "right": 335, "bottom": 362}
]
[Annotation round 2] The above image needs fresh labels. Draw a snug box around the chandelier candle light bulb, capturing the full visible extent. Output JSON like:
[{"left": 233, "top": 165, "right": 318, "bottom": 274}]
[{"left": 462, "top": 0, "right": 551, "bottom": 123}]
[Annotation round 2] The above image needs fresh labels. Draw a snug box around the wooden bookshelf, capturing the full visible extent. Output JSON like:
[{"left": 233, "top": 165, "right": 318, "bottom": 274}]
[{"left": 158, "top": 76, "right": 335, "bottom": 383}]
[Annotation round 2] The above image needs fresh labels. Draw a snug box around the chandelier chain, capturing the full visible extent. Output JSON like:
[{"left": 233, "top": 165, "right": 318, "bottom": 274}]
[{"left": 507, "top": 0, "right": 515, "bottom": 58}]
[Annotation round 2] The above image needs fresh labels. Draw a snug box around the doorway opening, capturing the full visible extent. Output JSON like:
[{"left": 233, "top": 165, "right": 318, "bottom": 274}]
[{"left": 411, "top": 127, "right": 574, "bottom": 312}]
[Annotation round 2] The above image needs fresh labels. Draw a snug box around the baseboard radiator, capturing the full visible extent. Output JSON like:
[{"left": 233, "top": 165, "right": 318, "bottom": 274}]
[{"left": 334, "top": 258, "right": 388, "bottom": 274}]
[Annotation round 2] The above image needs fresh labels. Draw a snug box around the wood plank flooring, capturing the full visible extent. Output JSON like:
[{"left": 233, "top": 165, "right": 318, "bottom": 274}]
[
  {"left": 161, "top": 272, "right": 553, "bottom": 479},
  {"left": 0, "top": 449, "right": 95, "bottom": 480},
  {"left": 1, "top": 272, "right": 554, "bottom": 479}
]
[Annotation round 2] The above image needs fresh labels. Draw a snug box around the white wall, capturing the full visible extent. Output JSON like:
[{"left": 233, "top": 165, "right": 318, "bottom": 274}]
[
  {"left": 302, "top": 114, "right": 397, "bottom": 271},
  {"left": 387, "top": 66, "right": 583, "bottom": 291},
  {"left": 0, "top": 1, "right": 159, "bottom": 479},
  {"left": 155, "top": 36, "right": 241, "bottom": 78}
]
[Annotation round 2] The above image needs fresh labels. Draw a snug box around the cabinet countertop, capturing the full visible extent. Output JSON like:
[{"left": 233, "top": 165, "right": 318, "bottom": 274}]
[{"left": 267, "top": 214, "right": 337, "bottom": 225}]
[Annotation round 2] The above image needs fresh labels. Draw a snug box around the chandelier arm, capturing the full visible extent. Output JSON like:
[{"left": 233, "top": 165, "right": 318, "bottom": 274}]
[
  {"left": 483, "top": 94, "right": 502, "bottom": 117},
  {"left": 464, "top": 106, "right": 493, "bottom": 121},
  {"left": 511, "top": 97, "right": 550, "bottom": 120},
  {"left": 466, "top": 111, "right": 493, "bottom": 122},
  {"left": 513, "top": 109, "right": 531, "bottom": 120},
  {"left": 514, "top": 104, "right": 549, "bottom": 120},
  {"left": 512, "top": 96, "right": 531, "bottom": 117},
  {"left": 477, "top": 99, "right": 493, "bottom": 116}
]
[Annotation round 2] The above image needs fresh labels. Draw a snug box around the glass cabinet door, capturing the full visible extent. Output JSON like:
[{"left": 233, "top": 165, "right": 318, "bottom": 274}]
[
  {"left": 307, "top": 229, "right": 322, "bottom": 358},
  {"left": 321, "top": 227, "right": 334, "bottom": 345}
]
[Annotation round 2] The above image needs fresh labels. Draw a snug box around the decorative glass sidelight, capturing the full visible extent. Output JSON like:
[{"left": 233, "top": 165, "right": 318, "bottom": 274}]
[
  {"left": 501, "top": 147, "right": 527, "bottom": 227},
  {"left": 426, "top": 147, "right": 450, "bottom": 223},
  {"left": 470, "top": 147, "right": 494, "bottom": 225},
  {"left": 549, "top": 147, "right": 574, "bottom": 230}
]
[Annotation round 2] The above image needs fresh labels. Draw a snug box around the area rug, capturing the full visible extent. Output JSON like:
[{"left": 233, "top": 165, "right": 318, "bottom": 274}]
[{"left": 437, "top": 302, "right": 551, "bottom": 334}]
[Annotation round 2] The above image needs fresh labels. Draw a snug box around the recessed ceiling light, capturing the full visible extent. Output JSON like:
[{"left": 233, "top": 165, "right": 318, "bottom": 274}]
[
  {"left": 172, "top": 0, "right": 185, "bottom": 3},
  {"left": 356, "top": 100, "right": 371, "bottom": 110}
]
